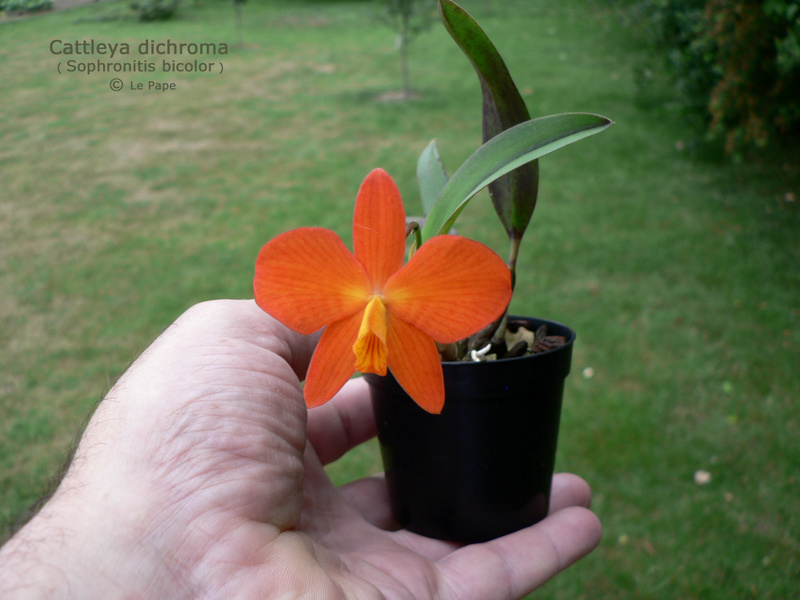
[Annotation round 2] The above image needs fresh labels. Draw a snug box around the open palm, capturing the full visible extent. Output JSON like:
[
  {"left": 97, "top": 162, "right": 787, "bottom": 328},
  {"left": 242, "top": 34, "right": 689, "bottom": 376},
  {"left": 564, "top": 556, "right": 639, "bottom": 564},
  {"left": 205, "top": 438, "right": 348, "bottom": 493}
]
[{"left": 0, "top": 300, "right": 600, "bottom": 600}]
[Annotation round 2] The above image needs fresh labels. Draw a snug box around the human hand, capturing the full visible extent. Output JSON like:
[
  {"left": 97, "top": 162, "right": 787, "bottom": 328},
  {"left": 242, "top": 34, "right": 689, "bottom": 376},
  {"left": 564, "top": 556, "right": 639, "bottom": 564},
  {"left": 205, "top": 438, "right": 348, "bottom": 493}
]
[{"left": 0, "top": 299, "right": 601, "bottom": 599}]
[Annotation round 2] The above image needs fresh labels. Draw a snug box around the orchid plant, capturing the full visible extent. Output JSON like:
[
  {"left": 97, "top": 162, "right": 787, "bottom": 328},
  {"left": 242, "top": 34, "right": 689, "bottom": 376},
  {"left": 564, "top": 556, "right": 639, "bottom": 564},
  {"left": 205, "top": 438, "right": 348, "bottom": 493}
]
[{"left": 253, "top": 0, "right": 612, "bottom": 414}]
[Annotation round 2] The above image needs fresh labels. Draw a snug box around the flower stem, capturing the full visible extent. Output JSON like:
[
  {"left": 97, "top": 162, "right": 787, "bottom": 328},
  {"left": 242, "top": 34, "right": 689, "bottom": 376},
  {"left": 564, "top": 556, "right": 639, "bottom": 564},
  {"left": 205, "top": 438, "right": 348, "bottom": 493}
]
[
  {"left": 405, "top": 220, "right": 423, "bottom": 256},
  {"left": 508, "top": 235, "right": 521, "bottom": 291}
]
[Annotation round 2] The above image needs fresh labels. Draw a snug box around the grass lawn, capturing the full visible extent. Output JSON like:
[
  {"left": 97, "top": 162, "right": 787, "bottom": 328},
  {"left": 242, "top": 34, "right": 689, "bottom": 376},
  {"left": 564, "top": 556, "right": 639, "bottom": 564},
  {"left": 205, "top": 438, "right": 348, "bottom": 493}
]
[{"left": 1, "top": 0, "right": 798, "bottom": 597}]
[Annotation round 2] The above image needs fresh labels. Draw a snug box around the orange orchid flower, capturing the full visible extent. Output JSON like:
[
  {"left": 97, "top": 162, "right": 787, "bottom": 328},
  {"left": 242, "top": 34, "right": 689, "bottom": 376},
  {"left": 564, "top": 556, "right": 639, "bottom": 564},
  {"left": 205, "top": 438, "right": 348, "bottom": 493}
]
[{"left": 254, "top": 168, "right": 512, "bottom": 414}]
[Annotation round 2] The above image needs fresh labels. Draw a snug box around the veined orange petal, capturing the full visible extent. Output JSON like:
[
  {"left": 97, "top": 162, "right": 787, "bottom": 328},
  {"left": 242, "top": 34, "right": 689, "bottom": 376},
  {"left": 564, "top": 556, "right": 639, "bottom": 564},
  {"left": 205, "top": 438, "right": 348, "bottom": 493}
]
[
  {"left": 304, "top": 312, "right": 363, "bottom": 408},
  {"left": 383, "top": 235, "right": 512, "bottom": 344},
  {"left": 352, "top": 169, "right": 407, "bottom": 290},
  {"left": 254, "top": 228, "right": 370, "bottom": 335},
  {"left": 386, "top": 314, "right": 445, "bottom": 414},
  {"left": 352, "top": 296, "right": 389, "bottom": 375}
]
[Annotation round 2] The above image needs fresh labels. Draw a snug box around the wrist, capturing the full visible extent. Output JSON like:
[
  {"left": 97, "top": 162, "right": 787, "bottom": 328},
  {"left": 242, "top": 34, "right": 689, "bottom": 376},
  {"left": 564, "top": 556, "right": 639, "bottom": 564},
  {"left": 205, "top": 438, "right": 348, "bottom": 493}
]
[
  {"left": 0, "top": 481, "right": 191, "bottom": 599},
  {"left": 0, "top": 498, "right": 96, "bottom": 598}
]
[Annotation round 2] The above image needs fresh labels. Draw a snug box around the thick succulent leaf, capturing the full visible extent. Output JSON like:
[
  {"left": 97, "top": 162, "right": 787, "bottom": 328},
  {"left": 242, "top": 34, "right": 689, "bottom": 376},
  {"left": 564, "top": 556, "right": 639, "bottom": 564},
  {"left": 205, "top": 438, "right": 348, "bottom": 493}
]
[
  {"left": 421, "top": 113, "right": 613, "bottom": 241},
  {"left": 439, "top": 0, "right": 538, "bottom": 240},
  {"left": 439, "top": 0, "right": 529, "bottom": 135},
  {"left": 416, "top": 140, "right": 449, "bottom": 216}
]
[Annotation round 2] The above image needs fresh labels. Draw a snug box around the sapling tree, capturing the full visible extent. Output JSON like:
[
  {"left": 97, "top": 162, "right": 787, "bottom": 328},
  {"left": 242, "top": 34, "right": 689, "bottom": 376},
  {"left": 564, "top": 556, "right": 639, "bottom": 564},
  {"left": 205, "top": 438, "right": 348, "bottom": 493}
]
[
  {"left": 379, "top": 0, "right": 437, "bottom": 99},
  {"left": 232, "top": 0, "right": 246, "bottom": 47}
]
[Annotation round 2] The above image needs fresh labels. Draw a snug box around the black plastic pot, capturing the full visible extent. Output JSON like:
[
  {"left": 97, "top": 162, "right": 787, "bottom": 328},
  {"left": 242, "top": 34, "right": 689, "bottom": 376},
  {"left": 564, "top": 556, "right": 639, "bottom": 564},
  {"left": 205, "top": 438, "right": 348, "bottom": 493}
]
[{"left": 364, "top": 317, "right": 575, "bottom": 544}]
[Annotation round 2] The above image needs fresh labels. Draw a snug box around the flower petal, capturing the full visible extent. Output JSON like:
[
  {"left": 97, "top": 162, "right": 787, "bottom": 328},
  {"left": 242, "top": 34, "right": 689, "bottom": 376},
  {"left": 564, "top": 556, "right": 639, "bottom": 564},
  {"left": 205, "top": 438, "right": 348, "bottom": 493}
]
[
  {"left": 353, "top": 169, "right": 407, "bottom": 290},
  {"left": 254, "top": 228, "right": 370, "bottom": 335},
  {"left": 304, "top": 312, "right": 363, "bottom": 408},
  {"left": 383, "top": 235, "right": 512, "bottom": 343},
  {"left": 386, "top": 314, "right": 445, "bottom": 414}
]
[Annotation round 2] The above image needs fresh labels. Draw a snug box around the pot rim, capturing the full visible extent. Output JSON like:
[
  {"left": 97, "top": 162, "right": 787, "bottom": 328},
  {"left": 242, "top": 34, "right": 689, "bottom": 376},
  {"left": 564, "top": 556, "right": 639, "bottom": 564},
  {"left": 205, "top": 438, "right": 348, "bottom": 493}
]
[{"left": 440, "top": 315, "right": 575, "bottom": 366}]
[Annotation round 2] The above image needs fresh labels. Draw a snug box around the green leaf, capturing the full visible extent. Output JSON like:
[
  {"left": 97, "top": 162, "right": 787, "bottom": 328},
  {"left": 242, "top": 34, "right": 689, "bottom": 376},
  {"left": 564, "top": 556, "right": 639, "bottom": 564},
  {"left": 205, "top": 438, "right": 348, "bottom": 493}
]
[
  {"left": 439, "top": 0, "right": 539, "bottom": 240},
  {"left": 421, "top": 113, "right": 613, "bottom": 241},
  {"left": 416, "top": 139, "right": 449, "bottom": 216},
  {"left": 439, "top": 0, "right": 529, "bottom": 133}
]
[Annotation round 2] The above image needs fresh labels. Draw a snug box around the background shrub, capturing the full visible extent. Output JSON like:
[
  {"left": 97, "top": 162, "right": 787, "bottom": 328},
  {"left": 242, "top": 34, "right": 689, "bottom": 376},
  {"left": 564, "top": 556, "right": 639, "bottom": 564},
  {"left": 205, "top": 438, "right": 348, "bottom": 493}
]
[
  {"left": 130, "top": 0, "right": 180, "bottom": 21},
  {"left": 632, "top": 0, "right": 800, "bottom": 157},
  {"left": 0, "top": 0, "right": 52, "bottom": 13}
]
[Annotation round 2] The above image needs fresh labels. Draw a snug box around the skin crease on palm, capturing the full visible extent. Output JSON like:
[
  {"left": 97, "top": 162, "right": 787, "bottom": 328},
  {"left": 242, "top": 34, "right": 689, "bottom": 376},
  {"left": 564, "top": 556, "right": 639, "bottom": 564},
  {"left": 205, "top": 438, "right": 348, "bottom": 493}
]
[{"left": 0, "top": 299, "right": 602, "bottom": 599}]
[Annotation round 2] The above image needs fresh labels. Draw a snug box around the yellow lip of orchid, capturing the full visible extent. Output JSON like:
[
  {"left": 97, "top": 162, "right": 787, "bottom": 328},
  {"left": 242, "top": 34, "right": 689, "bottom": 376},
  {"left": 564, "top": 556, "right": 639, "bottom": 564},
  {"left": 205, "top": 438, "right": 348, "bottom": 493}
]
[
  {"left": 253, "top": 168, "right": 512, "bottom": 414},
  {"left": 353, "top": 295, "right": 389, "bottom": 376}
]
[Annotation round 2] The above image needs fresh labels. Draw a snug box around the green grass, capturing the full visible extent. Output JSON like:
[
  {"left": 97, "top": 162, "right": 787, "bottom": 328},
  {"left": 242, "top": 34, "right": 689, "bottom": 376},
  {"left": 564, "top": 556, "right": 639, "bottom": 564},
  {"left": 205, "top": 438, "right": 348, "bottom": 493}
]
[{"left": 2, "top": 0, "right": 799, "bottom": 597}]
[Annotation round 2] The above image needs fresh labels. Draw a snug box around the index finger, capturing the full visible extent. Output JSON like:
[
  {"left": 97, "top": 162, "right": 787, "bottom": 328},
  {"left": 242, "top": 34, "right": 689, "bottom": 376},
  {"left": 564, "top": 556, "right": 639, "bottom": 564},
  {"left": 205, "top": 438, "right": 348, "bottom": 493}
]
[{"left": 306, "top": 377, "right": 377, "bottom": 465}]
